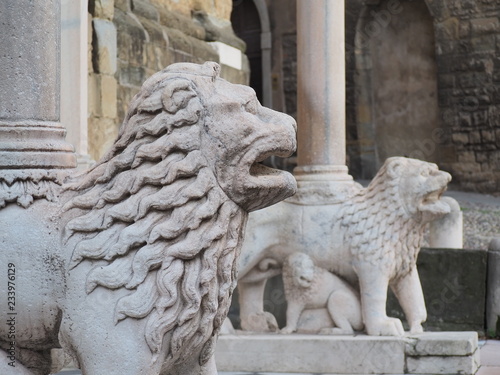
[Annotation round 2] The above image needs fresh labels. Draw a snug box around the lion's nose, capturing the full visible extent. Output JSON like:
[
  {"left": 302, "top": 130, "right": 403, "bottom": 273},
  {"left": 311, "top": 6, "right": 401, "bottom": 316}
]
[{"left": 440, "top": 170, "right": 452, "bottom": 183}]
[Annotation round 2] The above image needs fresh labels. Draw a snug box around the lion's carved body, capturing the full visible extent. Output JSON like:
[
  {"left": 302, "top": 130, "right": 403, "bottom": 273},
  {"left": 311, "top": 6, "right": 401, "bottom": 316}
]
[
  {"left": 238, "top": 157, "right": 452, "bottom": 336},
  {"left": 0, "top": 62, "right": 297, "bottom": 375}
]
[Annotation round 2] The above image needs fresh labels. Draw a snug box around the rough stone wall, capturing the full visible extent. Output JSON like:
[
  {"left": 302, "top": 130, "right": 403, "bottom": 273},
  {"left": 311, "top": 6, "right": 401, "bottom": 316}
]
[
  {"left": 88, "top": 0, "right": 119, "bottom": 162},
  {"left": 346, "top": 0, "right": 500, "bottom": 193},
  {"left": 88, "top": 0, "right": 248, "bottom": 160},
  {"left": 431, "top": 1, "right": 500, "bottom": 193}
]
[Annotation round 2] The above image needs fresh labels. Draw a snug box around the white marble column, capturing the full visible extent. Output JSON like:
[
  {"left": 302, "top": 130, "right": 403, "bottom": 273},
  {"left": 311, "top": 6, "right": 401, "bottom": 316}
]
[{"left": 294, "top": 0, "right": 355, "bottom": 195}]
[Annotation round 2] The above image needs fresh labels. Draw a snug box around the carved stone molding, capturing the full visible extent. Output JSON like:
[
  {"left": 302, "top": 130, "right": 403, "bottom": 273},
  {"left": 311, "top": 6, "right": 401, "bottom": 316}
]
[{"left": 0, "top": 169, "right": 68, "bottom": 208}]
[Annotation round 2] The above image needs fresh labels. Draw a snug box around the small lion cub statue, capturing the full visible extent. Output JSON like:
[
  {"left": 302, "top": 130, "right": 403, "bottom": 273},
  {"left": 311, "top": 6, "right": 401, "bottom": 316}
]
[{"left": 281, "top": 252, "right": 363, "bottom": 335}]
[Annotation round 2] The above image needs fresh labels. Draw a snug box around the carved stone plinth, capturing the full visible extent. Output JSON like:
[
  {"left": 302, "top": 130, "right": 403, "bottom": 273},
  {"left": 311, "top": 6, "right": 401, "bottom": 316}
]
[{"left": 216, "top": 332, "right": 480, "bottom": 375}]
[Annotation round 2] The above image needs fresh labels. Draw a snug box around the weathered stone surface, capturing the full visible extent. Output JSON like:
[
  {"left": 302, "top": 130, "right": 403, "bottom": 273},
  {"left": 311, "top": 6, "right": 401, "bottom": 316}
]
[
  {"left": 100, "top": 75, "right": 118, "bottom": 119},
  {"left": 405, "top": 331, "right": 477, "bottom": 356},
  {"left": 88, "top": 116, "right": 118, "bottom": 161},
  {"left": 157, "top": 7, "right": 205, "bottom": 40},
  {"left": 136, "top": 15, "right": 165, "bottom": 44},
  {"left": 132, "top": 0, "right": 159, "bottom": 22},
  {"left": 216, "top": 332, "right": 479, "bottom": 375},
  {"left": 193, "top": 11, "right": 246, "bottom": 50},
  {"left": 406, "top": 349, "right": 480, "bottom": 375},
  {"left": 238, "top": 158, "right": 452, "bottom": 336},
  {"left": 341, "top": 0, "right": 500, "bottom": 193},
  {"left": 92, "top": 18, "right": 117, "bottom": 74},
  {"left": 149, "top": 0, "right": 232, "bottom": 22},
  {"left": 88, "top": 73, "right": 102, "bottom": 117},
  {"left": 0, "top": 62, "right": 297, "bottom": 375},
  {"left": 216, "top": 334, "right": 406, "bottom": 374},
  {"left": 92, "top": 0, "right": 114, "bottom": 20}
]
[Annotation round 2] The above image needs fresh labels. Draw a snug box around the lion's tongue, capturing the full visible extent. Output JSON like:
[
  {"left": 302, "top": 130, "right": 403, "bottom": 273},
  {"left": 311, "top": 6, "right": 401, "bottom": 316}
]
[
  {"left": 250, "top": 162, "right": 282, "bottom": 177},
  {"left": 419, "top": 199, "right": 451, "bottom": 217}
]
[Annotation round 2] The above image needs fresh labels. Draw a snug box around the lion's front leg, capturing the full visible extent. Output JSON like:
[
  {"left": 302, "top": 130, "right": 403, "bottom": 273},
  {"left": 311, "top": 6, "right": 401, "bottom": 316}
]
[
  {"left": 238, "top": 279, "right": 279, "bottom": 332},
  {"left": 281, "top": 301, "right": 305, "bottom": 334},
  {"left": 390, "top": 267, "right": 427, "bottom": 334},
  {"left": 356, "top": 263, "right": 404, "bottom": 336}
]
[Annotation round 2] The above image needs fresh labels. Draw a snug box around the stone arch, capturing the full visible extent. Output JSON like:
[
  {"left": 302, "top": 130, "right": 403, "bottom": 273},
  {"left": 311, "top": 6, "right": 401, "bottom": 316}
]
[
  {"left": 231, "top": 0, "right": 272, "bottom": 108},
  {"left": 351, "top": 0, "right": 441, "bottom": 178}
]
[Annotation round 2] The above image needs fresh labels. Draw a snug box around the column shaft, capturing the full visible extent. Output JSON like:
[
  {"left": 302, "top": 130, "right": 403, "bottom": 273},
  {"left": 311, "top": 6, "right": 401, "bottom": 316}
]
[{"left": 296, "top": 0, "right": 348, "bottom": 179}]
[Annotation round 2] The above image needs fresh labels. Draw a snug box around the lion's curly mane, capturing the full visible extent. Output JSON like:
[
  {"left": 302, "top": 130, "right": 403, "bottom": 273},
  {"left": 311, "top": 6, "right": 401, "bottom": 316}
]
[
  {"left": 63, "top": 62, "right": 246, "bottom": 366},
  {"left": 339, "top": 159, "right": 424, "bottom": 279}
]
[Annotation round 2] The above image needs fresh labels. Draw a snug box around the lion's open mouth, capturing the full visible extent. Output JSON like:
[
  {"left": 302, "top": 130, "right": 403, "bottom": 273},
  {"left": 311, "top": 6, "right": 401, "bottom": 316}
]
[
  {"left": 419, "top": 186, "right": 450, "bottom": 217},
  {"left": 234, "top": 144, "right": 296, "bottom": 211},
  {"left": 247, "top": 146, "right": 294, "bottom": 178}
]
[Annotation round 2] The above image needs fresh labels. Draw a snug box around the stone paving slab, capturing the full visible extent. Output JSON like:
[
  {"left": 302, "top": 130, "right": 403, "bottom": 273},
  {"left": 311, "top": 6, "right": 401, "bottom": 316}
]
[{"left": 477, "top": 340, "right": 500, "bottom": 375}]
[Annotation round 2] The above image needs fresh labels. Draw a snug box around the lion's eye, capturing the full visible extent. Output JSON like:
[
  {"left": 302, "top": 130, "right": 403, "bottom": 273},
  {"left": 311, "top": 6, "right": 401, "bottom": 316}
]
[
  {"left": 244, "top": 99, "right": 258, "bottom": 115},
  {"left": 421, "top": 169, "right": 429, "bottom": 177}
]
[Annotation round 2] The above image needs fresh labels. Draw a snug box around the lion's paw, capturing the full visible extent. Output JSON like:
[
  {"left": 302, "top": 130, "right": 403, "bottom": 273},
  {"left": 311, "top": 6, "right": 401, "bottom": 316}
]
[
  {"left": 409, "top": 322, "right": 424, "bottom": 334},
  {"left": 241, "top": 312, "right": 279, "bottom": 333},
  {"left": 366, "top": 317, "right": 404, "bottom": 336},
  {"left": 280, "top": 326, "right": 295, "bottom": 334}
]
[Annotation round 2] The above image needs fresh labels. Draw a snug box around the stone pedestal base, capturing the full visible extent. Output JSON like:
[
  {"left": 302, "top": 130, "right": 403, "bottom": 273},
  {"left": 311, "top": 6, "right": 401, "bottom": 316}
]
[{"left": 215, "top": 332, "right": 479, "bottom": 375}]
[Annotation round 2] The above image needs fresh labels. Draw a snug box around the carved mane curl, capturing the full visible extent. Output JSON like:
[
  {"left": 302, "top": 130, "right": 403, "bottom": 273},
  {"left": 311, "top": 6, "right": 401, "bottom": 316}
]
[{"left": 63, "top": 62, "right": 246, "bottom": 366}]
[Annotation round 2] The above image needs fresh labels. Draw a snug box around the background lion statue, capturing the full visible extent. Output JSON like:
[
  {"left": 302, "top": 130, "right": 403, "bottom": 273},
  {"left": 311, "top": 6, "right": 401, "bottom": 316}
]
[
  {"left": 0, "top": 62, "right": 297, "bottom": 375},
  {"left": 237, "top": 157, "right": 452, "bottom": 336},
  {"left": 281, "top": 252, "right": 363, "bottom": 335}
]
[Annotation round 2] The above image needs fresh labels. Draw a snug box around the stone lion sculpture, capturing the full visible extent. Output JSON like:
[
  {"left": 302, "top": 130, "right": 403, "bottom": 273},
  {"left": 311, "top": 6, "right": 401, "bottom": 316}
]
[
  {"left": 281, "top": 252, "right": 363, "bottom": 335},
  {"left": 237, "top": 157, "right": 452, "bottom": 336},
  {"left": 0, "top": 62, "right": 297, "bottom": 375}
]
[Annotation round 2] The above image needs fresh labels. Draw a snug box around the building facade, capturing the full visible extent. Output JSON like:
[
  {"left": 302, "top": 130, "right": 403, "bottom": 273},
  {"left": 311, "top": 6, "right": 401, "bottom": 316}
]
[{"left": 85, "top": 0, "right": 500, "bottom": 193}]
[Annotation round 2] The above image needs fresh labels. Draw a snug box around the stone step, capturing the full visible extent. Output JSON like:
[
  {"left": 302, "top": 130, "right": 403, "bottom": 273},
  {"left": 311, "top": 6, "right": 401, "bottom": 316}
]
[{"left": 215, "top": 331, "right": 480, "bottom": 375}]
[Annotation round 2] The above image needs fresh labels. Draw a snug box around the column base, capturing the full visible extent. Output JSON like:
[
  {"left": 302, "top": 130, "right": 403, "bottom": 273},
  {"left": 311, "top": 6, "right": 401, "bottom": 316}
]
[
  {"left": 0, "top": 122, "right": 77, "bottom": 169},
  {"left": 290, "top": 164, "right": 362, "bottom": 205}
]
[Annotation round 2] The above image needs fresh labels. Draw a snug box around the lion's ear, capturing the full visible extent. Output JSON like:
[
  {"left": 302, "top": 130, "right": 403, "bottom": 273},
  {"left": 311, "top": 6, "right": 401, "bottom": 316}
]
[
  {"left": 386, "top": 157, "right": 404, "bottom": 179},
  {"left": 162, "top": 78, "right": 198, "bottom": 113}
]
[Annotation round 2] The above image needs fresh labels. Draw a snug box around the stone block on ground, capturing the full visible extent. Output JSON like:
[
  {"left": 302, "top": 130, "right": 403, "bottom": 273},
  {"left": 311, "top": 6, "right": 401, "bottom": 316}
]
[
  {"left": 216, "top": 332, "right": 479, "bottom": 375},
  {"left": 406, "top": 350, "right": 480, "bottom": 375},
  {"left": 216, "top": 334, "right": 405, "bottom": 374},
  {"left": 487, "top": 238, "right": 500, "bottom": 337},
  {"left": 405, "top": 331, "right": 478, "bottom": 356}
]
